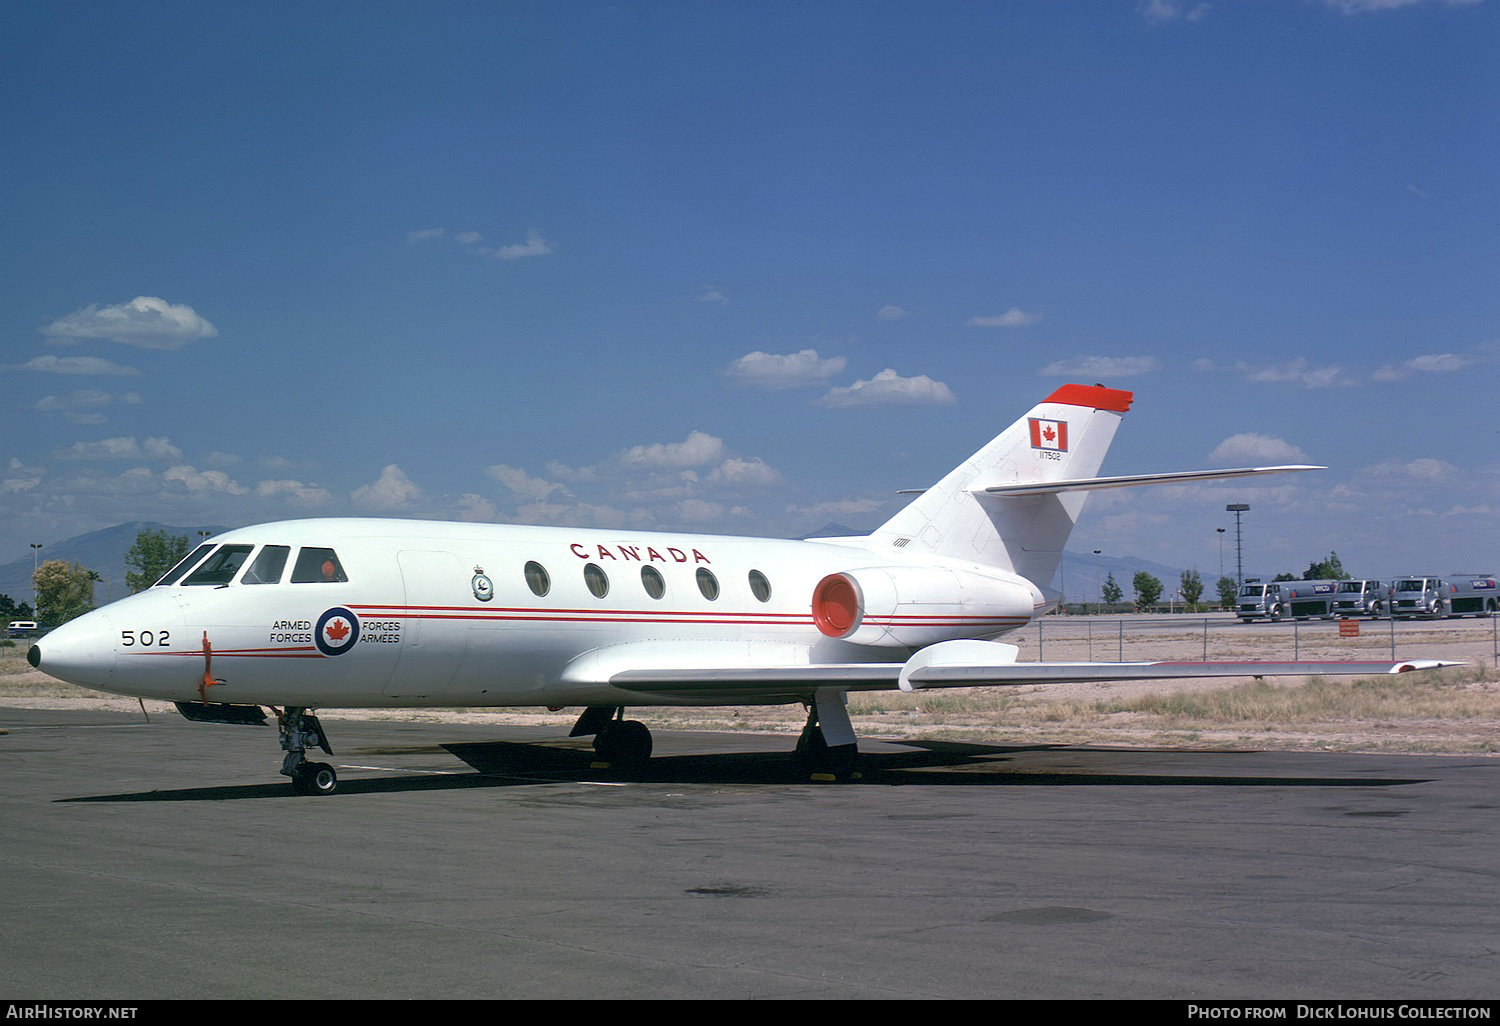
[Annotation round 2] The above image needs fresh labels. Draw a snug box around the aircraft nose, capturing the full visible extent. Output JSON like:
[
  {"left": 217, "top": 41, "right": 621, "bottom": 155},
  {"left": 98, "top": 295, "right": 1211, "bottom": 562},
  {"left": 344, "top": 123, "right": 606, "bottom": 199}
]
[{"left": 29, "top": 608, "right": 118, "bottom": 691}]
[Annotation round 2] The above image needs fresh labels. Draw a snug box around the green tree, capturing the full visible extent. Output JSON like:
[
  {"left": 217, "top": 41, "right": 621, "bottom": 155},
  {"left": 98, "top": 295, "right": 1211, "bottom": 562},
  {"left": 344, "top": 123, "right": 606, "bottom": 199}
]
[
  {"left": 1304, "top": 551, "right": 1347, "bottom": 581},
  {"left": 125, "top": 528, "right": 191, "bottom": 593},
  {"left": 1217, "top": 575, "right": 1237, "bottom": 610},
  {"left": 1132, "top": 571, "right": 1163, "bottom": 611},
  {"left": 1100, "top": 573, "right": 1122, "bottom": 609},
  {"left": 1180, "top": 568, "right": 1204, "bottom": 610},
  {"left": 33, "top": 560, "right": 96, "bottom": 627}
]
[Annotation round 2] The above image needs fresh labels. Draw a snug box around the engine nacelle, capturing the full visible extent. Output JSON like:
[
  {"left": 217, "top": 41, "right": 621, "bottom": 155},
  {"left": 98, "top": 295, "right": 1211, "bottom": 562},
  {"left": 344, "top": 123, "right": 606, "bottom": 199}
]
[{"left": 810, "top": 565, "right": 1036, "bottom": 648}]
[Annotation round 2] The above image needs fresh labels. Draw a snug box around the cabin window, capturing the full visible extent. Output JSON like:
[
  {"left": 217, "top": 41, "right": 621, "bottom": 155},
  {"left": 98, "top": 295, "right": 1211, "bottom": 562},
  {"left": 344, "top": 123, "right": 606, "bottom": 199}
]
[
  {"left": 696, "top": 567, "right": 720, "bottom": 601},
  {"left": 155, "top": 543, "right": 215, "bottom": 587},
  {"left": 641, "top": 565, "right": 665, "bottom": 600},
  {"left": 524, "top": 561, "right": 550, "bottom": 597},
  {"left": 241, "top": 545, "right": 291, "bottom": 585},
  {"left": 181, "top": 545, "right": 255, "bottom": 586},
  {"left": 290, "top": 547, "right": 348, "bottom": 583},
  {"left": 584, "top": 563, "right": 609, "bottom": 598},
  {"left": 748, "top": 569, "right": 771, "bottom": 602}
]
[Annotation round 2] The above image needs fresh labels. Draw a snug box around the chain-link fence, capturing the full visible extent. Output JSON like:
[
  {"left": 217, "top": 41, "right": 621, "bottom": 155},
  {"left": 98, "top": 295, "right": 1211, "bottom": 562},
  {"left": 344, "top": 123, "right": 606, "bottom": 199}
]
[{"left": 1023, "top": 612, "right": 1499, "bottom": 669}]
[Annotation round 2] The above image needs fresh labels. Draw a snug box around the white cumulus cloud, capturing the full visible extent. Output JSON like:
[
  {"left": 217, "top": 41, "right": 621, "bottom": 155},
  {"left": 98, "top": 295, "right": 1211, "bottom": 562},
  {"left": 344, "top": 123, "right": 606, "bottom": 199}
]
[
  {"left": 707, "top": 457, "right": 780, "bottom": 488},
  {"left": 18, "top": 355, "right": 141, "bottom": 376},
  {"left": 1323, "top": 0, "right": 1478, "bottom": 13},
  {"left": 1236, "top": 358, "right": 1354, "bottom": 389},
  {"left": 352, "top": 464, "right": 422, "bottom": 511},
  {"left": 56, "top": 436, "right": 182, "bottom": 462},
  {"left": 1373, "top": 351, "right": 1478, "bottom": 381},
  {"left": 819, "top": 369, "right": 956, "bottom": 408},
  {"left": 621, "top": 431, "right": 726, "bottom": 469},
  {"left": 487, "top": 463, "right": 570, "bottom": 501},
  {"left": 725, "top": 349, "right": 847, "bottom": 389},
  {"left": 43, "top": 296, "right": 218, "bottom": 349},
  {"left": 1208, "top": 433, "right": 1310, "bottom": 465},
  {"left": 496, "top": 230, "right": 555, "bottom": 260},
  {"left": 257, "top": 479, "right": 333, "bottom": 507},
  {"left": 164, "top": 465, "right": 247, "bottom": 495},
  {"left": 967, "top": 308, "right": 1041, "bottom": 328}
]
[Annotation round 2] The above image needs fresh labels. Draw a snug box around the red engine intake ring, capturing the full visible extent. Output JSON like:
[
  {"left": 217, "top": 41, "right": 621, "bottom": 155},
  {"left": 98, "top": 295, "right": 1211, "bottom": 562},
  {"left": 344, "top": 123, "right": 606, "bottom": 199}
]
[{"left": 812, "top": 573, "right": 861, "bottom": 638}]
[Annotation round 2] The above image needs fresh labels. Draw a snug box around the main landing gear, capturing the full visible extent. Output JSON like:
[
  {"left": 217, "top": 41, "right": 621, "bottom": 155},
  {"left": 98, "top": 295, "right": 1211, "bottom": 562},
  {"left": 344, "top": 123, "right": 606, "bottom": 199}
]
[
  {"left": 571, "top": 706, "right": 653, "bottom": 768},
  {"left": 277, "top": 707, "right": 337, "bottom": 796},
  {"left": 571, "top": 689, "right": 861, "bottom": 782},
  {"left": 795, "top": 687, "right": 860, "bottom": 782}
]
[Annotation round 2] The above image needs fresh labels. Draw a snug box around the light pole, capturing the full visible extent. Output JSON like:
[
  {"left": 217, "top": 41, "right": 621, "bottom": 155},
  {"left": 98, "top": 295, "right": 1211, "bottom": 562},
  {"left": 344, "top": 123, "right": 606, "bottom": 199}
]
[
  {"left": 1093, "top": 550, "right": 1102, "bottom": 614},
  {"left": 29, "top": 543, "right": 42, "bottom": 617},
  {"left": 1216, "top": 528, "right": 1227, "bottom": 610},
  {"left": 1226, "top": 504, "right": 1249, "bottom": 587}
]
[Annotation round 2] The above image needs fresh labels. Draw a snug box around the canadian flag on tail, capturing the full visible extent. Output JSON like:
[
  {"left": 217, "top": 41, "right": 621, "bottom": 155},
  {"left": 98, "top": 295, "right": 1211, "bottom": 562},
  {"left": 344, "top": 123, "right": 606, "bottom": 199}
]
[{"left": 1028, "top": 417, "right": 1068, "bottom": 452}]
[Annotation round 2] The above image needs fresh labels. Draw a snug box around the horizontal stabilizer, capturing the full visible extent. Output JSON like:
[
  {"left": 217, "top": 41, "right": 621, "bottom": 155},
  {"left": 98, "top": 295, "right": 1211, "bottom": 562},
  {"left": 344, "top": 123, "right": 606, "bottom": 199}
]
[{"left": 980, "top": 465, "right": 1324, "bottom": 497}]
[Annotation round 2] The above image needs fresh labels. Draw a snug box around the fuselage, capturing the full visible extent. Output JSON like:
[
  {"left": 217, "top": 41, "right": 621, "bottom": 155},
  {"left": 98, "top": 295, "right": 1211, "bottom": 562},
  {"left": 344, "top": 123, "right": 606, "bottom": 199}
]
[{"left": 34, "top": 518, "right": 1044, "bottom": 709}]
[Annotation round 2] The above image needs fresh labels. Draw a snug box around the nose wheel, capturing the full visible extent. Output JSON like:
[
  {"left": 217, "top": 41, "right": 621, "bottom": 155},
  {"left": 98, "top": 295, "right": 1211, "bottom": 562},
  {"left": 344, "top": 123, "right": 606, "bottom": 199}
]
[
  {"left": 277, "top": 707, "right": 337, "bottom": 796},
  {"left": 290, "top": 760, "right": 338, "bottom": 796}
]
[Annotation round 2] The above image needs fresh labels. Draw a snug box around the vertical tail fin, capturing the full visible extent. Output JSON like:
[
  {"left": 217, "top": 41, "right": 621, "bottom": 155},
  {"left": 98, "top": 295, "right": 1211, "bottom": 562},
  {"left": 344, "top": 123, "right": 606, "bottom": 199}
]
[{"left": 869, "top": 384, "right": 1133, "bottom": 592}]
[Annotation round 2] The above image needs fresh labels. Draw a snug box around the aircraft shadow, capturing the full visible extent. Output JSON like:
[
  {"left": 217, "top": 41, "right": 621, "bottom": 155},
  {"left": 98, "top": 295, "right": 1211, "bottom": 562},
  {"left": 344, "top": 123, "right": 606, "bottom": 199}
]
[
  {"left": 441, "top": 737, "right": 1430, "bottom": 790},
  {"left": 54, "top": 737, "right": 1430, "bottom": 803}
]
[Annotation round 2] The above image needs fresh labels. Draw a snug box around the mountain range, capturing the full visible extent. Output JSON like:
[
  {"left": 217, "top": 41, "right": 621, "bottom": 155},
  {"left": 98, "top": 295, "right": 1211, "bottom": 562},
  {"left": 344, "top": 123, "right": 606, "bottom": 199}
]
[{"left": 0, "top": 522, "right": 225, "bottom": 608}]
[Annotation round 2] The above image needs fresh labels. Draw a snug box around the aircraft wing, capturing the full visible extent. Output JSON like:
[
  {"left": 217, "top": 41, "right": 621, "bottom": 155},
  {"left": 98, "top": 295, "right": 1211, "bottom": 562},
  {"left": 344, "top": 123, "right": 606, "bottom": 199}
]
[{"left": 603, "top": 639, "right": 1459, "bottom": 699}]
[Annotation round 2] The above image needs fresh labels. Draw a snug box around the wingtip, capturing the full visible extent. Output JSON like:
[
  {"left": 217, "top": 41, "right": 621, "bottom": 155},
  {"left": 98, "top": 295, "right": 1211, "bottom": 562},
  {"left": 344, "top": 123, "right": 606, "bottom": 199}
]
[{"left": 1391, "top": 660, "right": 1466, "bottom": 673}]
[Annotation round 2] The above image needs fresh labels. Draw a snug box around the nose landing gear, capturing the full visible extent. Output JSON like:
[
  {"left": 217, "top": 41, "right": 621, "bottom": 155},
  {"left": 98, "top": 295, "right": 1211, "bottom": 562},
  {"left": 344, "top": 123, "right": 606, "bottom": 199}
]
[{"left": 277, "top": 707, "right": 337, "bottom": 796}]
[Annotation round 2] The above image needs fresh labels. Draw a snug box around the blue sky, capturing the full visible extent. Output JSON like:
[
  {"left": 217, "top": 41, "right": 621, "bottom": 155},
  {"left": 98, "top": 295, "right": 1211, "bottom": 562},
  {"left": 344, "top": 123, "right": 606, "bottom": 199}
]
[{"left": 3, "top": 0, "right": 1496, "bottom": 591}]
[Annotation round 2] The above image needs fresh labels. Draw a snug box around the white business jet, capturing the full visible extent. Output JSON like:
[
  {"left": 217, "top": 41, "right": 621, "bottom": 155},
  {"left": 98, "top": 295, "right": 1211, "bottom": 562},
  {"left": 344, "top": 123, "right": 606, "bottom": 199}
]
[{"left": 29, "top": 384, "right": 1451, "bottom": 794}]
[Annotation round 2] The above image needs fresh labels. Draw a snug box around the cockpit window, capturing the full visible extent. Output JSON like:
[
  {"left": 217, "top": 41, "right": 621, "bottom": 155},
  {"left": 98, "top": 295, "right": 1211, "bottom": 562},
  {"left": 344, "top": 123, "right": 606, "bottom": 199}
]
[
  {"left": 181, "top": 545, "right": 255, "bottom": 586},
  {"left": 241, "top": 545, "right": 291, "bottom": 585},
  {"left": 290, "top": 547, "right": 348, "bottom": 583},
  {"left": 155, "top": 543, "right": 215, "bottom": 587}
]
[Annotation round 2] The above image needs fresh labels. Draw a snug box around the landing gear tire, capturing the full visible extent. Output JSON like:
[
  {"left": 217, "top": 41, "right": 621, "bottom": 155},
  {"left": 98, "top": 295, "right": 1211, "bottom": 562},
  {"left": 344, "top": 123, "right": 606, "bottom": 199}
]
[
  {"left": 594, "top": 719, "right": 653, "bottom": 766},
  {"left": 794, "top": 724, "right": 827, "bottom": 764},
  {"left": 795, "top": 709, "right": 860, "bottom": 781},
  {"left": 291, "top": 761, "right": 338, "bottom": 796}
]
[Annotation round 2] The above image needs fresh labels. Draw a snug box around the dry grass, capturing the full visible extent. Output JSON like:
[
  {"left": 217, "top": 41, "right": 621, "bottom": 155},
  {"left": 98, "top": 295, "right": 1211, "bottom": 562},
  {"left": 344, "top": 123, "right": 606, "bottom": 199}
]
[{"left": 625, "top": 663, "right": 1500, "bottom": 754}]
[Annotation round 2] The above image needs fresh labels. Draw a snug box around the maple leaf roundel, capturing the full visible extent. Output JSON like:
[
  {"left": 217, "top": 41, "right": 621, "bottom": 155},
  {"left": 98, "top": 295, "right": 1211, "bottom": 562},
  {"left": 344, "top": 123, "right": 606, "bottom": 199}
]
[{"left": 315, "top": 607, "right": 361, "bottom": 656}]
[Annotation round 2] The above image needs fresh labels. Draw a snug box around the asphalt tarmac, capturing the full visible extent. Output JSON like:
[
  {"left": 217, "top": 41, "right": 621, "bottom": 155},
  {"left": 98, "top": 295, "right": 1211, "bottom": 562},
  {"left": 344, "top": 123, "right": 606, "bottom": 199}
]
[{"left": 2, "top": 706, "right": 1496, "bottom": 1001}]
